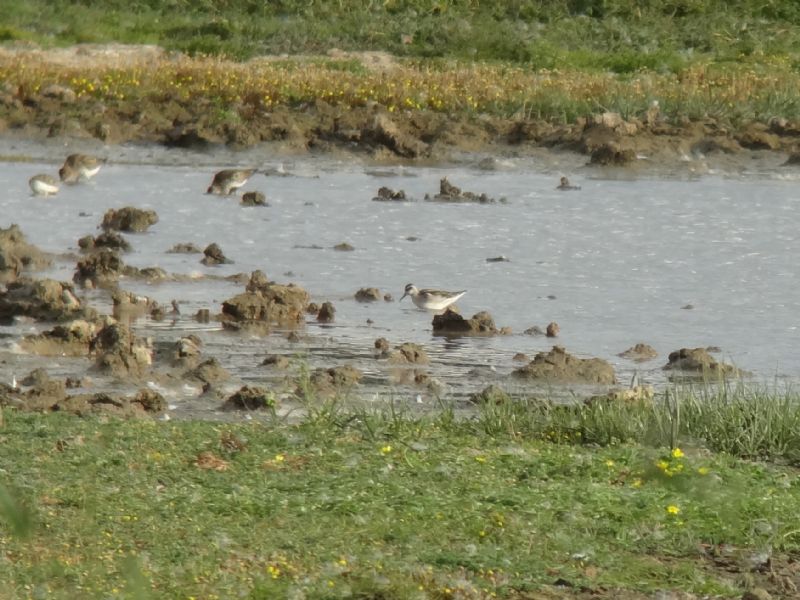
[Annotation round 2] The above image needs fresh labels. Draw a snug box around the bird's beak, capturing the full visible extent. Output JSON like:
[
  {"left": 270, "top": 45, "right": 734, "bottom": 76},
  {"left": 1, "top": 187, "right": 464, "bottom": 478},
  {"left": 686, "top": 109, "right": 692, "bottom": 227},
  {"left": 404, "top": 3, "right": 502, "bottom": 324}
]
[{"left": 400, "top": 292, "right": 408, "bottom": 301}]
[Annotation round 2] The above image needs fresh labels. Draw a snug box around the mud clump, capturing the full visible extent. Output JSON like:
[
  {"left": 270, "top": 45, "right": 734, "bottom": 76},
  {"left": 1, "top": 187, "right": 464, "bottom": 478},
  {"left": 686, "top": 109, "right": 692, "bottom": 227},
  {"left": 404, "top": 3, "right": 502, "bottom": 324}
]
[
  {"left": 432, "top": 309, "right": 505, "bottom": 336},
  {"left": 168, "top": 334, "right": 203, "bottom": 369},
  {"left": 513, "top": 346, "right": 617, "bottom": 384},
  {"left": 385, "top": 342, "right": 429, "bottom": 365},
  {"left": 372, "top": 186, "right": 408, "bottom": 202},
  {"left": 585, "top": 385, "right": 655, "bottom": 407},
  {"left": 200, "top": 243, "right": 231, "bottom": 265},
  {"left": 0, "top": 370, "right": 165, "bottom": 417},
  {"left": 425, "top": 177, "right": 502, "bottom": 204},
  {"left": 244, "top": 269, "right": 270, "bottom": 292},
  {"left": 316, "top": 301, "right": 335, "bottom": 322},
  {"left": 184, "top": 357, "right": 231, "bottom": 385},
  {"left": 470, "top": 385, "right": 512, "bottom": 405},
  {"left": 0, "top": 278, "right": 89, "bottom": 323},
  {"left": 101, "top": 207, "right": 159, "bottom": 233},
  {"left": 74, "top": 248, "right": 125, "bottom": 286},
  {"left": 355, "top": 287, "right": 381, "bottom": 302},
  {"left": 0, "top": 224, "right": 50, "bottom": 281},
  {"left": 21, "top": 319, "right": 97, "bottom": 356},
  {"left": 223, "top": 385, "right": 276, "bottom": 411},
  {"left": 261, "top": 355, "right": 290, "bottom": 369},
  {"left": 78, "top": 231, "right": 132, "bottom": 253},
  {"left": 546, "top": 322, "right": 560, "bottom": 337},
  {"left": 618, "top": 343, "right": 658, "bottom": 362},
  {"left": 374, "top": 337, "right": 391, "bottom": 355},
  {"left": 308, "top": 365, "right": 363, "bottom": 393},
  {"left": 221, "top": 271, "right": 310, "bottom": 326},
  {"left": 58, "top": 388, "right": 166, "bottom": 417},
  {"left": 333, "top": 242, "right": 355, "bottom": 251},
  {"left": 167, "top": 242, "right": 203, "bottom": 254},
  {"left": 241, "top": 191, "right": 268, "bottom": 206},
  {"left": 112, "top": 290, "right": 156, "bottom": 318},
  {"left": 663, "top": 347, "right": 741, "bottom": 377},
  {"left": 90, "top": 319, "right": 152, "bottom": 378}
]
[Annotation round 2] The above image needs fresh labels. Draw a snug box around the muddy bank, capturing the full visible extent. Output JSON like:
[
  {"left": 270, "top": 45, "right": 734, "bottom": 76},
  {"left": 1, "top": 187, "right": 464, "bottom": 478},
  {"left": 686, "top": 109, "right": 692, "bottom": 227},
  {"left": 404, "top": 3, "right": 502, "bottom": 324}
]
[
  {"left": 5, "top": 92, "right": 798, "bottom": 169},
  {"left": 0, "top": 46, "right": 799, "bottom": 169}
]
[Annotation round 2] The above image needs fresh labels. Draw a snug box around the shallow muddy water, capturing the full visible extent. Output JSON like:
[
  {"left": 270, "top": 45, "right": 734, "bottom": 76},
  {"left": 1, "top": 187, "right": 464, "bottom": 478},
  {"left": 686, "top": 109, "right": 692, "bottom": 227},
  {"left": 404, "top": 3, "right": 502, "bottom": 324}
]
[{"left": 1, "top": 142, "right": 799, "bottom": 418}]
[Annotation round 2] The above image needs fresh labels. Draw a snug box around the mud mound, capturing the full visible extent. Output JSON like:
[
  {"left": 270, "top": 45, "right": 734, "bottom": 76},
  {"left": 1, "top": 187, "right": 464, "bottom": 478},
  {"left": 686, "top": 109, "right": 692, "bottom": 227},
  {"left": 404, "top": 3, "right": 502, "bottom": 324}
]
[
  {"left": 91, "top": 319, "right": 152, "bottom": 378},
  {"left": 513, "top": 346, "right": 616, "bottom": 384},
  {"left": 385, "top": 342, "right": 429, "bottom": 365},
  {"left": 183, "top": 357, "right": 230, "bottom": 385},
  {"left": 316, "top": 301, "right": 335, "bottom": 322},
  {"left": 663, "top": 347, "right": 741, "bottom": 377},
  {"left": 101, "top": 207, "right": 159, "bottom": 233},
  {"left": 355, "top": 287, "right": 381, "bottom": 302},
  {"left": 74, "top": 248, "right": 125, "bottom": 287},
  {"left": 618, "top": 343, "right": 658, "bottom": 362},
  {"left": 78, "top": 231, "right": 132, "bottom": 253},
  {"left": 201, "top": 243, "right": 231, "bottom": 265},
  {"left": 222, "top": 272, "right": 310, "bottom": 325},
  {"left": 470, "top": 385, "right": 512, "bottom": 405},
  {"left": 372, "top": 186, "right": 409, "bottom": 202},
  {"left": 0, "top": 224, "right": 50, "bottom": 280},
  {"left": 432, "top": 309, "right": 505, "bottom": 336},
  {"left": 223, "top": 385, "right": 276, "bottom": 411},
  {"left": 309, "top": 365, "right": 362, "bottom": 392},
  {"left": 167, "top": 242, "right": 203, "bottom": 254},
  {"left": 425, "top": 177, "right": 502, "bottom": 203},
  {"left": 21, "top": 319, "right": 97, "bottom": 356},
  {"left": 58, "top": 389, "right": 167, "bottom": 417},
  {"left": 0, "top": 277, "right": 89, "bottom": 323},
  {"left": 241, "top": 191, "right": 268, "bottom": 206},
  {"left": 585, "top": 385, "right": 655, "bottom": 406}
]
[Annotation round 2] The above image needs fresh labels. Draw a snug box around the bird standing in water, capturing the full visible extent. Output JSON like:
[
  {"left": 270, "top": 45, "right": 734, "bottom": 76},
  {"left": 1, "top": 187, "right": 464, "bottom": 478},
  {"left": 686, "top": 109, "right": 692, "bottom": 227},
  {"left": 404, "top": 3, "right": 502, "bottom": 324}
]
[
  {"left": 206, "top": 169, "right": 256, "bottom": 195},
  {"left": 59, "top": 154, "right": 105, "bottom": 183},
  {"left": 400, "top": 284, "right": 466, "bottom": 311}
]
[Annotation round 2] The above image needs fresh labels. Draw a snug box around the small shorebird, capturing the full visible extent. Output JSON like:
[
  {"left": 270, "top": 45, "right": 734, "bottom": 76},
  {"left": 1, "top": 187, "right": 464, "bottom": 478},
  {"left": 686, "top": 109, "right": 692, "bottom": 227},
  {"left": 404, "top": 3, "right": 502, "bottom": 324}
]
[
  {"left": 556, "top": 176, "right": 581, "bottom": 191},
  {"left": 400, "top": 284, "right": 466, "bottom": 311},
  {"left": 28, "top": 174, "right": 60, "bottom": 196},
  {"left": 59, "top": 153, "right": 105, "bottom": 183},
  {"left": 207, "top": 169, "right": 256, "bottom": 195}
]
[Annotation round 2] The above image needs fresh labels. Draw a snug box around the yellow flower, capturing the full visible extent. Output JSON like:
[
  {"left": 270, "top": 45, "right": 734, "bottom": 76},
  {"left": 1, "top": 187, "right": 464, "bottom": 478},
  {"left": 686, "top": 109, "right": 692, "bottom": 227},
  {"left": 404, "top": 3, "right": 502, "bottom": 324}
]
[
  {"left": 697, "top": 466, "right": 710, "bottom": 475},
  {"left": 273, "top": 453, "right": 285, "bottom": 463},
  {"left": 631, "top": 478, "right": 643, "bottom": 488},
  {"left": 666, "top": 505, "right": 680, "bottom": 515},
  {"left": 604, "top": 459, "right": 615, "bottom": 467},
  {"left": 671, "top": 448, "right": 684, "bottom": 459},
  {"left": 380, "top": 445, "right": 392, "bottom": 455},
  {"left": 656, "top": 460, "right": 669, "bottom": 471}
]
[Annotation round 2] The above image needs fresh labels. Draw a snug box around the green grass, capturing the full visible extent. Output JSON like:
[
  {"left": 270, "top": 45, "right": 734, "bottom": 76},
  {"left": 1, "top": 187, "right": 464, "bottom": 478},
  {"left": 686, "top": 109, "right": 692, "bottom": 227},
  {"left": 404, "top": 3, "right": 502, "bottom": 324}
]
[
  {"left": 1, "top": 387, "right": 799, "bottom": 598},
  {"left": 1, "top": 0, "right": 800, "bottom": 69}
]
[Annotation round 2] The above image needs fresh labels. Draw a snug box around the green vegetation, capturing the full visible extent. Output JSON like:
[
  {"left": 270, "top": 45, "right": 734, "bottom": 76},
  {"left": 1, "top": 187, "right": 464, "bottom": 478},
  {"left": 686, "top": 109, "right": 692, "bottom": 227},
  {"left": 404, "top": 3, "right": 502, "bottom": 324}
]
[
  {"left": 1, "top": 0, "right": 800, "bottom": 69},
  {"left": 1, "top": 385, "right": 799, "bottom": 598}
]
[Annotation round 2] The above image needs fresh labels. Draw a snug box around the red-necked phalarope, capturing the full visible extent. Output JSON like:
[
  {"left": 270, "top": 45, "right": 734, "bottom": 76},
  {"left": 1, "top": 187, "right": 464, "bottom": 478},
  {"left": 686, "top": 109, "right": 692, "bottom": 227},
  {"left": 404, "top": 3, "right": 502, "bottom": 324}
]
[{"left": 400, "top": 283, "right": 466, "bottom": 311}]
